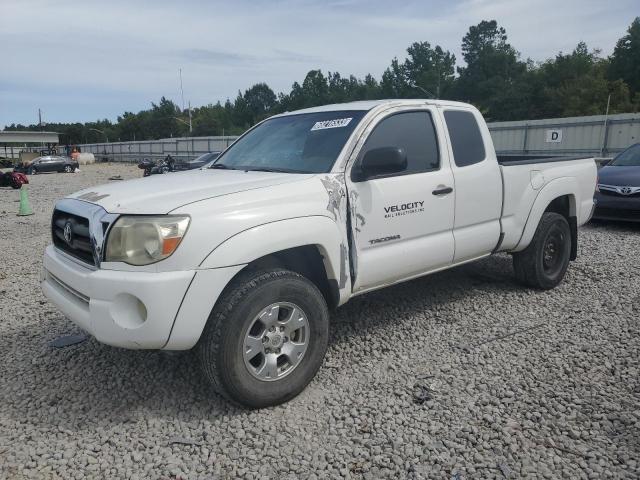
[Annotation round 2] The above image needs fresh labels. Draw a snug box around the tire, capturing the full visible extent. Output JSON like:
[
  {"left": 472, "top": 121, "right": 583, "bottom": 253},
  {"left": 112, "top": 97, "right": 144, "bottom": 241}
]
[
  {"left": 30, "top": 167, "right": 37, "bottom": 175},
  {"left": 513, "top": 212, "right": 571, "bottom": 290},
  {"left": 64, "top": 165, "right": 73, "bottom": 173},
  {"left": 197, "top": 269, "right": 329, "bottom": 408}
]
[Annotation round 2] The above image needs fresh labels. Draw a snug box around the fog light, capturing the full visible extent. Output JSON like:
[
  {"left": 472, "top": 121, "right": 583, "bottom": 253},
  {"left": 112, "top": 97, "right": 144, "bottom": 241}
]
[{"left": 110, "top": 293, "right": 148, "bottom": 329}]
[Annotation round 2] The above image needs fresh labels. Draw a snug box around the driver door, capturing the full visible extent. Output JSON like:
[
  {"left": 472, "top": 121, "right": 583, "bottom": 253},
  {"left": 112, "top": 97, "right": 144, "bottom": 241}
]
[{"left": 346, "top": 109, "right": 455, "bottom": 293}]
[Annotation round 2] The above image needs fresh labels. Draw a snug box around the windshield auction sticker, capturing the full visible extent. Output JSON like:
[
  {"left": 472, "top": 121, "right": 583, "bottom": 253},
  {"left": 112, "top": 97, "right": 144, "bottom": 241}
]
[{"left": 311, "top": 118, "right": 353, "bottom": 131}]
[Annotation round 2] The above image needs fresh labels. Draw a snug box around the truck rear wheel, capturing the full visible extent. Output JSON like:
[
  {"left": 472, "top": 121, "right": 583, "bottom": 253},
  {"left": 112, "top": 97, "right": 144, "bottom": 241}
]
[
  {"left": 513, "top": 212, "right": 571, "bottom": 289},
  {"left": 197, "top": 269, "right": 329, "bottom": 408}
]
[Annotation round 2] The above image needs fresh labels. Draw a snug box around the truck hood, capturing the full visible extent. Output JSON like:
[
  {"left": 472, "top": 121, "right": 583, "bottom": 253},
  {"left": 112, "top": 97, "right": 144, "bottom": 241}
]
[
  {"left": 598, "top": 165, "right": 640, "bottom": 187},
  {"left": 68, "top": 169, "right": 312, "bottom": 214}
]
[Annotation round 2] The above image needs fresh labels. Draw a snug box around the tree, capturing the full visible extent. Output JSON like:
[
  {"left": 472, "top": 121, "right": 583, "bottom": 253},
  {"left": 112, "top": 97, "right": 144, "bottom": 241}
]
[
  {"left": 403, "top": 42, "right": 455, "bottom": 98},
  {"left": 380, "top": 58, "right": 408, "bottom": 98},
  {"left": 243, "top": 83, "right": 277, "bottom": 124},
  {"left": 4, "top": 18, "right": 640, "bottom": 137},
  {"left": 146, "top": 97, "right": 180, "bottom": 138},
  {"left": 456, "top": 20, "right": 529, "bottom": 120},
  {"left": 117, "top": 112, "right": 145, "bottom": 141},
  {"left": 534, "top": 42, "right": 636, "bottom": 118},
  {"left": 301, "top": 70, "right": 329, "bottom": 106},
  {"left": 609, "top": 17, "right": 640, "bottom": 96}
]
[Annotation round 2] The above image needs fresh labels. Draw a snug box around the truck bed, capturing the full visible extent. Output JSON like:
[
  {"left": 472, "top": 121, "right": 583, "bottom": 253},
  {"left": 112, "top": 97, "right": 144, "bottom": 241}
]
[
  {"left": 497, "top": 154, "right": 589, "bottom": 166},
  {"left": 497, "top": 155, "right": 597, "bottom": 253}
]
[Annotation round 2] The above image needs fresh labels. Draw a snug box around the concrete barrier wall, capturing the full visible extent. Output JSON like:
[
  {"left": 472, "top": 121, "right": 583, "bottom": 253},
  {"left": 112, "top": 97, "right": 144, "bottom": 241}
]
[
  {"left": 76, "top": 136, "right": 239, "bottom": 162},
  {"left": 487, "top": 112, "right": 639, "bottom": 157}
]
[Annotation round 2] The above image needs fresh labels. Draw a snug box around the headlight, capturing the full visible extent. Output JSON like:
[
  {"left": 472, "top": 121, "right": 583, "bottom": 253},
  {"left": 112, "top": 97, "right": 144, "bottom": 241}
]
[{"left": 105, "top": 215, "right": 190, "bottom": 265}]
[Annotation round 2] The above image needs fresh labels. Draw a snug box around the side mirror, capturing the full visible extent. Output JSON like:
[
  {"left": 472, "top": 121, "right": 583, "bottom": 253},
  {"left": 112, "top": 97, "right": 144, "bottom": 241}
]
[{"left": 352, "top": 147, "right": 407, "bottom": 182}]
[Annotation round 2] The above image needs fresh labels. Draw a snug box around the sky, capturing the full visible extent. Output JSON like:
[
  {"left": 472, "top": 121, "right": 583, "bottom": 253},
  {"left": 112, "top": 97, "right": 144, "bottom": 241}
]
[{"left": 0, "top": 0, "right": 637, "bottom": 128}]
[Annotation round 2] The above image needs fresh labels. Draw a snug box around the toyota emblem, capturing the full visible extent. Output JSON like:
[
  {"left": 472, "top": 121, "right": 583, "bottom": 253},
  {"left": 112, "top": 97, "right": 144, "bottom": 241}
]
[
  {"left": 63, "top": 221, "right": 73, "bottom": 244},
  {"left": 619, "top": 186, "right": 633, "bottom": 195}
]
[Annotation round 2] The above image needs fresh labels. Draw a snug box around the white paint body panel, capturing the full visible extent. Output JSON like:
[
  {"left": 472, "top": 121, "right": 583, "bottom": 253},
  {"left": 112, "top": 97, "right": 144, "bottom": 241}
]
[
  {"left": 41, "top": 100, "right": 597, "bottom": 350},
  {"left": 437, "top": 106, "right": 503, "bottom": 262},
  {"left": 346, "top": 105, "right": 455, "bottom": 292}
]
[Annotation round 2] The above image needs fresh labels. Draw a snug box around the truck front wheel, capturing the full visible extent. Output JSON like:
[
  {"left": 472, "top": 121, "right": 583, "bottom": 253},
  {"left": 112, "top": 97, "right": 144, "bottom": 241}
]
[
  {"left": 197, "top": 269, "right": 329, "bottom": 408},
  {"left": 513, "top": 212, "right": 571, "bottom": 289}
]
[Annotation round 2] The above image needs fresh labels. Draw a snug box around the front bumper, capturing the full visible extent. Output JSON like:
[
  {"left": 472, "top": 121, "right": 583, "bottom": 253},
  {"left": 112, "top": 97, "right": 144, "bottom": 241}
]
[
  {"left": 42, "top": 245, "right": 243, "bottom": 349},
  {"left": 592, "top": 193, "right": 640, "bottom": 222}
]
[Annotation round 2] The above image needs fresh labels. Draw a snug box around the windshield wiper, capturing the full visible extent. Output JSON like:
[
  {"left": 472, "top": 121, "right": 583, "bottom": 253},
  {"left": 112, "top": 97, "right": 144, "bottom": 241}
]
[
  {"left": 242, "top": 167, "right": 306, "bottom": 173},
  {"left": 209, "top": 163, "right": 235, "bottom": 170}
]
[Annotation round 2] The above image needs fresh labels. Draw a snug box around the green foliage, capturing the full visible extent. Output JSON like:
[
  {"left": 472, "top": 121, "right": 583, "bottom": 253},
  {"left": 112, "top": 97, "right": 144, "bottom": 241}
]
[
  {"left": 609, "top": 17, "right": 640, "bottom": 95},
  {"left": 4, "top": 18, "right": 639, "bottom": 143},
  {"left": 455, "top": 20, "right": 529, "bottom": 120}
]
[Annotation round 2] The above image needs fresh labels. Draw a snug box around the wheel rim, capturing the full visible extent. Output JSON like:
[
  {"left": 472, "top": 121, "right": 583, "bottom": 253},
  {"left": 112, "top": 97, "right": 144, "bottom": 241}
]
[
  {"left": 242, "top": 302, "right": 310, "bottom": 382},
  {"left": 65, "top": 166, "right": 72, "bottom": 172},
  {"left": 542, "top": 227, "right": 566, "bottom": 276}
]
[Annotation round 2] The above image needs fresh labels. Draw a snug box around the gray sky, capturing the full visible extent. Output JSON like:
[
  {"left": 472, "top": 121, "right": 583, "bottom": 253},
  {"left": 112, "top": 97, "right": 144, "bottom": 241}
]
[{"left": 0, "top": 0, "right": 636, "bottom": 128}]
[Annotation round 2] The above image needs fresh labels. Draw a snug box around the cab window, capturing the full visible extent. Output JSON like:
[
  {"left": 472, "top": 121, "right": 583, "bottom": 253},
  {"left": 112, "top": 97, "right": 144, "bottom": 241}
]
[
  {"left": 444, "top": 110, "right": 486, "bottom": 167},
  {"left": 360, "top": 111, "right": 440, "bottom": 175}
]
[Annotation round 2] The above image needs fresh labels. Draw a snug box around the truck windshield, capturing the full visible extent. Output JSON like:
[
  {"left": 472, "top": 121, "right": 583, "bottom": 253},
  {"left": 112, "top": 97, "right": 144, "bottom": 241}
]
[
  {"left": 211, "top": 110, "right": 366, "bottom": 173},
  {"left": 611, "top": 144, "right": 640, "bottom": 167}
]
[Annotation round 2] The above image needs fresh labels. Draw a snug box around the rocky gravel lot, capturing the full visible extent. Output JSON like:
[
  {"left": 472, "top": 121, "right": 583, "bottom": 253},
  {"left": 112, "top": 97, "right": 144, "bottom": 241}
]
[{"left": 0, "top": 163, "right": 639, "bottom": 479}]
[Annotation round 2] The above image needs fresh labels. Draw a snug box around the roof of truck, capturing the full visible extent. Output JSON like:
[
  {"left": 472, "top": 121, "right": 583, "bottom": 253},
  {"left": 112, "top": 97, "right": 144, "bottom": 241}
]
[{"left": 278, "top": 99, "right": 473, "bottom": 116}]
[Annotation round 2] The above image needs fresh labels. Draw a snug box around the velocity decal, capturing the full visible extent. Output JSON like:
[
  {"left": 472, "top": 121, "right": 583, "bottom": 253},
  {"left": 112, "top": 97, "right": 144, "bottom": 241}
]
[
  {"left": 384, "top": 201, "right": 424, "bottom": 219},
  {"left": 311, "top": 118, "right": 353, "bottom": 131}
]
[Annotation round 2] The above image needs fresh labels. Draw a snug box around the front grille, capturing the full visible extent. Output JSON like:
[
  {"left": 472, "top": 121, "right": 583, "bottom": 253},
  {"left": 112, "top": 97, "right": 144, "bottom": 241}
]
[
  {"left": 52, "top": 209, "right": 95, "bottom": 265},
  {"left": 599, "top": 189, "right": 640, "bottom": 198}
]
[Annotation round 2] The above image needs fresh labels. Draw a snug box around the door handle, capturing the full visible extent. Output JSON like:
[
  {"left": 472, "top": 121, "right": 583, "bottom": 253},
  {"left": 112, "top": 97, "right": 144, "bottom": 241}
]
[{"left": 432, "top": 186, "right": 453, "bottom": 196}]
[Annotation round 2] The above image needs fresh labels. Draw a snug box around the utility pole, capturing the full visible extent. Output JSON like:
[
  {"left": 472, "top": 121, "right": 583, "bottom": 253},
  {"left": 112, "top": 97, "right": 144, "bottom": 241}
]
[
  {"left": 600, "top": 94, "right": 611, "bottom": 158},
  {"left": 38, "top": 109, "right": 42, "bottom": 130},
  {"left": 179, "top": 68, "right": 185, "bottom": 111},
  {"left": 188, "top": 101, "right": 193, "bottom": 135}
]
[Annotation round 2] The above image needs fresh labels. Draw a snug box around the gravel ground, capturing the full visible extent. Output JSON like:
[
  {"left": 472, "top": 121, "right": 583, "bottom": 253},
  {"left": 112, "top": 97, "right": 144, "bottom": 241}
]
[{"left": 0, "top": 163, "right": 639, "bottom": 479}]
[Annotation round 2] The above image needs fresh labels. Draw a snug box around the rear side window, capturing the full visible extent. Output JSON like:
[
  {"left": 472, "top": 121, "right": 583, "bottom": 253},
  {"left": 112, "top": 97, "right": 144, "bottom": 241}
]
[
  {"left": 444, "top": 110, "right": 486, "bottom": 167},
  {"left": 361, "top": 111, "right": 439, "bottom": 174}
]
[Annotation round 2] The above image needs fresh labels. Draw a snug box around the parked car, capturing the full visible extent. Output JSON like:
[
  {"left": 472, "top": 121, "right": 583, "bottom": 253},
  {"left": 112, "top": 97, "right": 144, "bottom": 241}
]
[
  {"left": 593, "top": 143, "right": 640, "bottom": 222},
  {"left": 0, "top": 171, "right": 29, "bottom": 189},
  {"left": 16, "top": 155, "right": 78, "bottom": 175},
  {"left": 41, "top": 100, "right": 597, "bottom": 408},
  {"left": 173, "top": 152, "right": 221, "bottom": 171}
]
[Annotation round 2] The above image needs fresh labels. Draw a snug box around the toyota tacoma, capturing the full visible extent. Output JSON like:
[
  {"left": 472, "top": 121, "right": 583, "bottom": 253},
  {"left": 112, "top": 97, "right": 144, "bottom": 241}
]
[{"left": 41, "top": 100, "right": 597, "bottom": 407}]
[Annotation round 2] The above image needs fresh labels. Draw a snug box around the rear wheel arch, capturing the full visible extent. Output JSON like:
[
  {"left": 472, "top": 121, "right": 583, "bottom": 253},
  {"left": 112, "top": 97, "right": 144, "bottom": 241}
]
[
  {"left": 543, "top": 194, "right": 578, "bottom": 260},
  {"left": 514, "top": 178, "right": 579, "bottom": 255}
]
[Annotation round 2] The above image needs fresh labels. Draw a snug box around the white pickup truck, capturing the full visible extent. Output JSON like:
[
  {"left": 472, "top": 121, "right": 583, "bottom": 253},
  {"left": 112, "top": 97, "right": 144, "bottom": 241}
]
[{"left": 42, "top": 100, "right": 597, "bottom": 407}]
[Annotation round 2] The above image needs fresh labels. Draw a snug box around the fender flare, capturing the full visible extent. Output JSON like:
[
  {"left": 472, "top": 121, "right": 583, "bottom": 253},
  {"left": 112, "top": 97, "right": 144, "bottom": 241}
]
[
  {"left": 199, "top": 215, "right": 346, "bottom": 287},
  {"left": 513, "top": 177, "right": 577, "bottom": 252}
]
